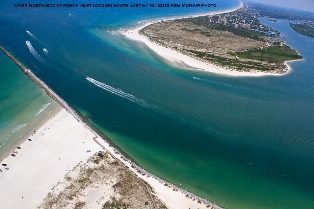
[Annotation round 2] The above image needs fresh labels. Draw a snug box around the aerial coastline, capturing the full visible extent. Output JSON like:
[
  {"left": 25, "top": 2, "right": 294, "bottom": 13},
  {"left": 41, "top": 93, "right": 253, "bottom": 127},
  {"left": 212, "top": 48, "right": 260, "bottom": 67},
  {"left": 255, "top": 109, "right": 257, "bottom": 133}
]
[
  {"left": 0, "top": 103, "right": 62, "bottom": 162},
  {"left": 120, "top": 3, "right": 248, "bottom": 76},
  {"left": 120, "top": 2, "right": 303, "bottom": 76},
  {"left": 1, "top": 0, "right": 314, "bottom": 208},
  {"left": 0, "top": 46, "right": 220, "bottom": 208}
]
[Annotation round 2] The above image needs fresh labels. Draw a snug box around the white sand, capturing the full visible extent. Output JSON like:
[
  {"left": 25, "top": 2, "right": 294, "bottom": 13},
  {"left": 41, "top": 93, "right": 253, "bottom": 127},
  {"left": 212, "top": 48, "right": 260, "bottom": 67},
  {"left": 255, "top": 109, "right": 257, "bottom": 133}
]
[
  {"left": 94, "top": 138, "right": 216, "bottom": 209},
  {"left": 0, "top": 108, "right": 216, "bottom": 209},
  {"left": 0, "top": 109, "right": 101, "bottom": 209},
  {"left": 120, "top": 3, "right": 293, "bottom": 77}
]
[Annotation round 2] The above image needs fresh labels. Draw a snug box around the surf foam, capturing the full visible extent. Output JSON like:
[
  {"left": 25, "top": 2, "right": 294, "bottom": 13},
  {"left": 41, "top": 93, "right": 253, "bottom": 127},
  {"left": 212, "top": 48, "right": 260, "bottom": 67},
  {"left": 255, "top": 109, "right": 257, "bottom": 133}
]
[
  {"left": 12, "top": 123, "right": 28, "bottom": 133},
  {"left": 35, "top": 103, "right": 51, "bottom": 116}
]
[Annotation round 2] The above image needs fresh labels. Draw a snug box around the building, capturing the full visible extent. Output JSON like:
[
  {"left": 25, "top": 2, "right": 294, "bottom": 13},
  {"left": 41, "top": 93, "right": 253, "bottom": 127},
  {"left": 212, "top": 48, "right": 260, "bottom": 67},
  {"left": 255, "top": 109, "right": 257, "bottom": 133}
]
[
  {"left": 231, "top": 23, "right": 238, "bottom": 28},
  {"left": 211, "top": 15, "right": 221, "bottom": 23},
  {"left": 220, "top": 16, "right": 227, "bottom": 25},
  {"left": 238, "top": 23, "right": 250, "bottom": 29}
]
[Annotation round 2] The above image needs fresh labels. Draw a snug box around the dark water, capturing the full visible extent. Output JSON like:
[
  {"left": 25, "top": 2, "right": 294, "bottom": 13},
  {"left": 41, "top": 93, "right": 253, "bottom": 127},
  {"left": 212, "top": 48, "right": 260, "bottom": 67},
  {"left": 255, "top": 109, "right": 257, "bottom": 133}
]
[{"left": 1, "top": 0, "right": 314, "bottom": 208}]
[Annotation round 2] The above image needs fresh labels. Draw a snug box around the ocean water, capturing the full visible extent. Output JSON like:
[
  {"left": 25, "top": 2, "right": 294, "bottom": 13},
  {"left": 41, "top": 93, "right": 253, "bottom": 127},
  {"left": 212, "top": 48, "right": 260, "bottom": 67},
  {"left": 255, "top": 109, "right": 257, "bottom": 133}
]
[
  {"left": 1, "top": 0, "right": 314, "bottom": 208},
  {"left": 0, "top": 51, "right": 59, "bottom": 159}
]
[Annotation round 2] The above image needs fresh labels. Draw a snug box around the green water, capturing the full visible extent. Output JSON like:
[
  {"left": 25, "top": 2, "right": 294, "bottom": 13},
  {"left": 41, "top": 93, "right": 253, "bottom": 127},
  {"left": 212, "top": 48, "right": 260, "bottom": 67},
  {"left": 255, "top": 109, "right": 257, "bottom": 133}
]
[
  {"left": 1, "top": 1, "right": 314, "bottom": 208},
  {"left": 0, "top": 51, "right": 58, "bottom": 159}
]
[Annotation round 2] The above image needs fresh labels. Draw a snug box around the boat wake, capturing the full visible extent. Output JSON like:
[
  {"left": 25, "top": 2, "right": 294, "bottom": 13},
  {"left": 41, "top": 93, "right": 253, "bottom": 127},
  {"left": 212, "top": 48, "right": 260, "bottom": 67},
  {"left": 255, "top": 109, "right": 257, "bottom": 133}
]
[
  {"left": 26, "top": 30, "right": 43, "bottom": 44},
  {"left": 86, "top": 77, "right": 172, "bottom": 116},
  {"left": 43, "top": 48, "right": 48, "bottom": 54},
  {"left": 35, "top": 102, "right": 51, "bottom": 116},
  {"left": 193, "top": 76, "right": 253, "bottom": 91},
  {"left": 25, "top": 40, "right": 48, "bottom": 64},
  {"left": 86, "top": 77, "right": 151, "bottom": 108},
  {"left": 26, "top": 30, "right": 36, "bottom": 38},
  {"left": 25, "top": 41, "right": 77, "bottom": 78}
]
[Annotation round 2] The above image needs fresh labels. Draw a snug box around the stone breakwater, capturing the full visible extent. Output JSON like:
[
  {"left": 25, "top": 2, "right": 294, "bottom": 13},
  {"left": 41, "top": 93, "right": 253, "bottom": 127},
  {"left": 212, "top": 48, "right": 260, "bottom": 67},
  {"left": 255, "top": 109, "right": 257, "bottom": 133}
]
[
  {"left": 0, "top": 46, "right": 222, "bottom": 209},
  {"left": 123, "top": 157, "right": 222, "bottom": 209},
  {"left": 0, "top": 46, "right": 80, "bottom": 121}
]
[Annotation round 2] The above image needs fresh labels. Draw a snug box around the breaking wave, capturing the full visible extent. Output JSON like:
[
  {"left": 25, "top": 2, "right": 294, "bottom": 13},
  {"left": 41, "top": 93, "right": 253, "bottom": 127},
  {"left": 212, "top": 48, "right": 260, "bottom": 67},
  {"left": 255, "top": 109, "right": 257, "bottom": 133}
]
[
  {"left": 192, "top": 77, "right": 205, "bottom": 81},
  {"left": 35, "top": 102, "right": 51, "bottom": 116},
  {"left": 0, "top": 139, "right": 9, "bottom": 148},
  {"left": 26, "top": 40, "right": 48, "bottom": 64},
  {"left": 193, "top": 76, "right": 250, "bottom": 90},
  {"left": 12, "top": 123, "right": 28, "bottom": 133},
  {"left": 86, "top": 77, "right": 172, "bottom": 116}
]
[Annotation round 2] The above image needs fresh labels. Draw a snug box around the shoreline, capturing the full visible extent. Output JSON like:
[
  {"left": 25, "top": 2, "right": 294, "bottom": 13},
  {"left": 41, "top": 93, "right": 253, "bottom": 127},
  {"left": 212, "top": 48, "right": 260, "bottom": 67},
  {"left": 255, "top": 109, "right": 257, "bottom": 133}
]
[
  {"left": 119, "top": 3, "right": 302, "bottom": 77},
  {"left": 0, "top": 109, "right": 102, "bottom": 208},
  {"left": 0, "top": 46, "right": 221, "bottom": 208},
  {"left": 0, "top": 105, "right": 62, "bottom": 162},
  {"left": 284, "top": 58, "right": 303, "bottom": 75}
]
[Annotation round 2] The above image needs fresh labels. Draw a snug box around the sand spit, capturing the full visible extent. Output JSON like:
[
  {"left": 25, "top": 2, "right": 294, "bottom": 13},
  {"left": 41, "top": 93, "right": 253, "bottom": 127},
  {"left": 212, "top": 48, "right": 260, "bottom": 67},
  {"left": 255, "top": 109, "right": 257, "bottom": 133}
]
[{"left": 119, "top": 3, "right": 298, "bottom": 77}]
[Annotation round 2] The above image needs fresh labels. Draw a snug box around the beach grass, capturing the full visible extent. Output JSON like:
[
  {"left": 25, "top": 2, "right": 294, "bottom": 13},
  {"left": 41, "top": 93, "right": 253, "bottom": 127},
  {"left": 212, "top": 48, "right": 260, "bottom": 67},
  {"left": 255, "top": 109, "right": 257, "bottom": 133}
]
[
  {"left": 289, "top": 23, "right": 314, "bottom": 38},
  {"left": 231, "top": 45, "right": 303, "bottom": 63}
]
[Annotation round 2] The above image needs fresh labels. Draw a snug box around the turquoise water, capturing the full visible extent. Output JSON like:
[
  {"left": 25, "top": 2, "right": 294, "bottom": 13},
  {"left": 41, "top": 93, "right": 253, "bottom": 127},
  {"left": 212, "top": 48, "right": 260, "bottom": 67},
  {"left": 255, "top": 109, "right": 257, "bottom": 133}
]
[
  {"left": 0, "top": 51, "right": 58, "bottom": 159},
  {"left": 1, "top": 0, "right": 314, "bottom": 208}
]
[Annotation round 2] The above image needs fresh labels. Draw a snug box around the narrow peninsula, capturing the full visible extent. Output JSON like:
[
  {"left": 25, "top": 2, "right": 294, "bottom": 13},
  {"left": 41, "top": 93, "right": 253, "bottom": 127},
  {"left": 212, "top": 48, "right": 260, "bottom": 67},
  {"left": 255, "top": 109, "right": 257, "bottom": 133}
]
[
  {"left": 289, "top": 23, "right": 314, "bottom": 38},
  {"left": 138, "top": 4, "right": 302, "bottom": 75}
]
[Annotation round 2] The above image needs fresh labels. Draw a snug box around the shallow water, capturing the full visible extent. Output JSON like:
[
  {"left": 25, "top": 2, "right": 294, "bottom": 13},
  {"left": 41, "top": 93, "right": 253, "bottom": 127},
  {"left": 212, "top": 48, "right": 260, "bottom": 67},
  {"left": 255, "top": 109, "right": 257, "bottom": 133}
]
[
  {"left": 0, "top": 51, "right": 58, "bottom": 159},
  {"left": 1, "top": 1, "right": 314, "bottom": 208}
]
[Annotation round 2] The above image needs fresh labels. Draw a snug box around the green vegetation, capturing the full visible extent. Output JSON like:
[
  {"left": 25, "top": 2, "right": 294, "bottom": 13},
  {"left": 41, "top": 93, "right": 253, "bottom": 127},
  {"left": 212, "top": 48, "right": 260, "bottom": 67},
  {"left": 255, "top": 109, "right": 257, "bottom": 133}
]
[
  {"left": 74, "top": 201, "right": 86, "bottom": 209},
  {"left": 289, "top": 23, "right": 314, "bottom": 38},
  {"left": 188, "top": 44, "right": 302, "bottom": 71},
  {"left": 183, "top": 17, "right": 266, "bottom": 41},
  {"left": 181, "top": 28, "right": 212, "bottom": 37},
  {"left": 188, "top": 50, "right": 271, "bottom": 71},
  {"left": 180, "top": 27, "right": 201, "bottom": 32},
  {"left": 102, "top": 199, "right": 130, "bottom": 209},
  {"left": 78, "top": 177, "right": 88, "bottom": 183},
  {"left": 233, "top": 45, "right": 302, "bottom": 63},
  {"left": 206, "top": 22, "right": 265, "bottom": 41},
  {"left": 86, "top": 168, "right": 93, "bottom": 175},
  {"left": 199, "top": 31, "right": 212, "bottom": 37}
]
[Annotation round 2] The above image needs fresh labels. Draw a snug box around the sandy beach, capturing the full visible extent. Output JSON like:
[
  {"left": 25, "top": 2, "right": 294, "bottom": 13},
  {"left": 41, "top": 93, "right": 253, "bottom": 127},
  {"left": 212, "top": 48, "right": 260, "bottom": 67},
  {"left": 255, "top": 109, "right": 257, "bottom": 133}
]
[
  {"left": 0, "top": 109, "right": 101, "bottom": 208},
  {"left": 0, "top": 46, "right": 219, "bottom": 208},
  {"left": 120, "top": 3, "right": 295, "bottom": 77},
  {"left": 0, "top": 107, "right": 218, "bottom": 209}
]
